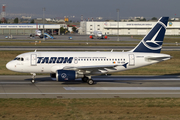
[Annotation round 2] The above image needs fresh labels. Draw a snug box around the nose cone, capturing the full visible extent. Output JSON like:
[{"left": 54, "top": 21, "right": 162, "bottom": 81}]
[{"left": 6, "top": 61, "right": 14, "bottom": 71}]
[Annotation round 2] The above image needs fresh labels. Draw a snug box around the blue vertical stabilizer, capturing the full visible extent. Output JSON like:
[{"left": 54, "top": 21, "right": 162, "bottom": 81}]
[{"left": 131, "top": 17, "right": 169, "bottom": 53}]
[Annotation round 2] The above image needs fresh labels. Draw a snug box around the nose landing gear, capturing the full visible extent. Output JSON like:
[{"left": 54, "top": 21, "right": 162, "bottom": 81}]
[{"left": 31, "top": 73, "right": 36, "bottom": 84}]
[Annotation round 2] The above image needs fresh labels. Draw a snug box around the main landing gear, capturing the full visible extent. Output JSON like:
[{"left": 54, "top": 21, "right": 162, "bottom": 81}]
[
  {"left": 82, "top": 76, "right": 94, "bottom": 85},
  {"left": 31, "top": 73, "right": 36, "bottom": 84}
]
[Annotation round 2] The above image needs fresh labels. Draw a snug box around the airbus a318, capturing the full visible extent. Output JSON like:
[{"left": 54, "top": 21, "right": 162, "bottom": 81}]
[
  {"left": 6, "top": 17, "right": 171, "bottom": 85},
  {"left": 89, "top": 31, "right": 108, "bottom": 39}
]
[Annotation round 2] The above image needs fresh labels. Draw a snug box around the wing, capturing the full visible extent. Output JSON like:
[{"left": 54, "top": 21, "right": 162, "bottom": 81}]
[{"left": 62, "top": 63, "right": 128, "bottom": 75}]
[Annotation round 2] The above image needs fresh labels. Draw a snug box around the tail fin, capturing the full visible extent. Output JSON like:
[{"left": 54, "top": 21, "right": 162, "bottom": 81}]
[{"left": 131, "top": 17, "right": 169, "bottom": 53}]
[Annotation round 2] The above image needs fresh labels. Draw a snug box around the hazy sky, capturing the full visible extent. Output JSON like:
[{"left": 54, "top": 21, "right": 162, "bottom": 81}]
[{"left": 0, "top": 0, "right": 180, "bottom": 20}]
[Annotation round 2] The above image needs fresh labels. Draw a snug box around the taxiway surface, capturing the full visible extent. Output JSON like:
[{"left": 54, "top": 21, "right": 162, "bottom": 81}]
[
  {"left": 0, "top": 46, "right": 180, "bottom": 51},
  {"left": 0, "top": 75, "right": 180, "bottom": 98},
  {"left": 0, "top": 35, "right": 139, "bottom": 41}
]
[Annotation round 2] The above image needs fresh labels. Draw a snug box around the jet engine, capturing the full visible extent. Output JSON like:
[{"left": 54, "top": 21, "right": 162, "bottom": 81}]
[
  {"left": 104, "top": 35, "right": 108, "bottom": 39},
  {"left": 89, "top": 35, "right": 93, "bottom": 39},
  {"left": 51, "top": 70, "right": 83, "bottom": 81}
]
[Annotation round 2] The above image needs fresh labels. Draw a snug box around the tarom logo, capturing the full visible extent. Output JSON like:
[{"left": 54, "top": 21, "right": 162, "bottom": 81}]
[{"left": 61, "top": 73, "right": 67, "bottom": 79}]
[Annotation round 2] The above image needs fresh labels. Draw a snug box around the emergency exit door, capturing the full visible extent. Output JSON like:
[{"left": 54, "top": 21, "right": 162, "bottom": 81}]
[
  {"left": 129, "top": 54, "right": 135, "bottom": 66},
  {"left": 31, "top": 54, "right": 37, "bottom": 66}
]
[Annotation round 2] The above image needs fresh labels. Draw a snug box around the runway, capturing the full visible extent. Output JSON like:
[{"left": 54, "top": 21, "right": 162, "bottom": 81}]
[{"left": 1, "top": 75, "right": 180, "bottom": 98}]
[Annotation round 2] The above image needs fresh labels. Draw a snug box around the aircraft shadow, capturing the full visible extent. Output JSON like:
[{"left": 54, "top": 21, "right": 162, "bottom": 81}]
[{"left": 24, "top": 73, "right": 180, "bottom": 85}]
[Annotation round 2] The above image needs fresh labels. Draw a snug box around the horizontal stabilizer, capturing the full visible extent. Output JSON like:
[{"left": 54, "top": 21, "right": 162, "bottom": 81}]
[{"left": 145, "top": 56, "right": 171, "bottom": 62}]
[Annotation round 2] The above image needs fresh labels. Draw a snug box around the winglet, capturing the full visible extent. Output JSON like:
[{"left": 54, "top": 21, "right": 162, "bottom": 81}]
[{"left": 130, "top": 17, "right": 169, "bottom": 53}]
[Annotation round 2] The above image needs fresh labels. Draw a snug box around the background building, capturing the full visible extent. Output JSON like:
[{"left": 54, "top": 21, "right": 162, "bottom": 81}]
[
  {"left": 0, "top": 24, "right": 67, "bottom": 35},
  {"left": 80, "top": 21, "right": 180, "bottom": 35}
]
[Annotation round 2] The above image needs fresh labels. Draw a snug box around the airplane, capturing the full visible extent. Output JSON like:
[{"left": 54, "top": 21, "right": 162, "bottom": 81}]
[
  {"left": 30, "top": 30, "right": 43, "bottom": 38},
  {"left": 6, "top": 17, "right": 171, "bottom": 85},
  {"left": 30, "top": 30, "right": 54, "bottom": 39},
  {"left": 89, "top": 31, "right": 108, "bottom": 39},
  {"left": 35, "top": 30, "right": 42, "bottom": 36}
]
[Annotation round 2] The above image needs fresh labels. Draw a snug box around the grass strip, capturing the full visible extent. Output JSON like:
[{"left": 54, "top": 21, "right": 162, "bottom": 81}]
[{"left": 0, "top": 98, "right": 180, "bottom": 120}]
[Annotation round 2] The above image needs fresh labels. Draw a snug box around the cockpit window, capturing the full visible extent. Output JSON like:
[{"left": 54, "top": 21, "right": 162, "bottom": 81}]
[
  {"left": 17, "top": 58, "right": 21, "bottom": 61},
  {"left": 14, "top": 57, "right": 24, "bottom": 61},
  {"left": 21, "top": 58, "right": 24, "bottom": 61}
]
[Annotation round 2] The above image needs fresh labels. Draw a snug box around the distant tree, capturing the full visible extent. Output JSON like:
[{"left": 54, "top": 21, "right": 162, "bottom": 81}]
[
  {"left": 60, "top": 27, "right": 65, "bottom": 34},
  {"left": 151, "top": 17, "right": 158, "bottom": 20},
  {"left": 72, "top": 27, "right": 77, "bottom": 32},
  {"left": 30, "top": 19, "right": 34, "bottom": 23},
  {"left": 14, "top": 18, "right": 19, "bottom": 23}
]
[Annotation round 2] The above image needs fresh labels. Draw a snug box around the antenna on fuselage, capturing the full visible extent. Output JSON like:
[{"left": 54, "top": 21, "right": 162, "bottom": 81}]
[{"left": 34, "top": 49, "right": 37, "bottom": 52}]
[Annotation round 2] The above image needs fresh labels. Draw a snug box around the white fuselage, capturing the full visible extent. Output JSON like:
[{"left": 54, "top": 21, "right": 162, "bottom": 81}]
[
  {"left": 94, "top": 31, "right": 103, "bottom": 38},
  {"left": 6, "top": 51, "right": 170, "bottom": 75},
  {"left": 35, "top": 30, "right": 42, "bottom": 36}
]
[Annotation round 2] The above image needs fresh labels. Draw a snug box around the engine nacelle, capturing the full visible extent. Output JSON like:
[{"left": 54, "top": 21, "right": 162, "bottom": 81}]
[
  {"left": 56, "top": 70, "right": 75, "bottom": 81},
  {"left": 89, "top": 35, "right": 93, "bottom": 39},
  {"left": 104, "top": 35, "right": 108, "bottom": 39},
  {"left": 55, "top": 70, "right": 83, "bottom": 81}
]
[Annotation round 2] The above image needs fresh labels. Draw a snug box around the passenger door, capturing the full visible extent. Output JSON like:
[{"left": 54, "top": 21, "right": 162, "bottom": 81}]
[
  {"left": 129, "top": 54, "right": 135, "bottom": 66},
  {"left": 31, "top": 54, "right": 37, "bottom": 66}
]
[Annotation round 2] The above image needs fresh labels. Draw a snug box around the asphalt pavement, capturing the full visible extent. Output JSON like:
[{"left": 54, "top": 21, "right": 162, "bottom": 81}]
[{"left": 1, "top": 75, "right": 180, "bottom": 98}]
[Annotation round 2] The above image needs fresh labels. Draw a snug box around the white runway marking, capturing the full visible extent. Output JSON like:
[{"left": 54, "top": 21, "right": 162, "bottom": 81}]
[
  {"left": 64, "top": 87, "right": 180, "bottom": 90},
  {"left": 0, "top": 92, "right": 180, "bottom": 95}
]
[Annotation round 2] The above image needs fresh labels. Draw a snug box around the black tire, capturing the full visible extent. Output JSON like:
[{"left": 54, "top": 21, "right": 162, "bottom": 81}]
[
  {"left": 31, "top": 79, "right": 35, "bottom": 84},
  {"left": 82, "top": 77, "right": 88, "bottom": 82},
  {"left": 87, "top": 79, "right": 94, "bottom": 85}
]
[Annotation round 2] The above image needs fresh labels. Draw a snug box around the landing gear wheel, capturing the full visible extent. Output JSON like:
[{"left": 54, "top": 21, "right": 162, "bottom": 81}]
[
  {"left": 82, "top": 77, "right": 88, "bottom": 82},
  {"left": 31, "top": 79, "right": 35, "bottom": 83},
  {"left": 31, "top": 73, "right": 36, "bottom": 84},
  {"left": 87, "top": 79, "right": 94, "bottom": 85}
]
